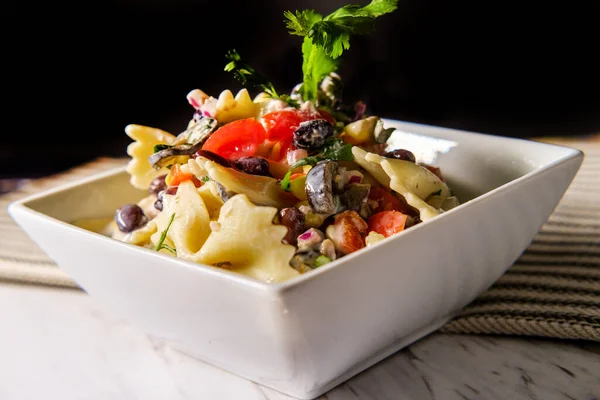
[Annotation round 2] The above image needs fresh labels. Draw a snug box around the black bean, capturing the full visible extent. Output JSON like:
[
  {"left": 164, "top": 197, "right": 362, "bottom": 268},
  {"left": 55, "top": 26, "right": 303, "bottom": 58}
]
[
  {"left": 115, "top": 204, "right": 148, "bottom": 233},
  {"left": 193, "top": 149, "right": 231, "bottom": 167},
  {"left": 385, "top": 149, "right": 416, "bottom": 163},
  {"left": 154, "top": 186, "right": 178, "bottom": 211},
  {"left": 280, "top": 207, "right": 305, "bottom": 246},
  {"left": 293, "top": 119, "right": 334, "bottom": 150},
  {"left": 165, "top": 186, "right": 178, "bottom": 195},
  {"left": 234, "top": 156, "right": 272, "bottom": 177},
  {"left": 148, "top": 174, "right": 167, "bottom": 195},
  {"left": 154, "top": 197, "right": 163, "bottom": 211}
]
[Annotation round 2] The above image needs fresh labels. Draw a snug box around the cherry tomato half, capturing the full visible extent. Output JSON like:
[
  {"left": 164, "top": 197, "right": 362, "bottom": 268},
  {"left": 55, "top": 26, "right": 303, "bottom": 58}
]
[
  {"left": 262, "top": 110, "right": 305, "bottom": 142},
  {"left": 262, "top": 108, "right": 336, "bottom": 143},
  {"left": 202, "top": 118, "right": 267, "bottom": 160}
]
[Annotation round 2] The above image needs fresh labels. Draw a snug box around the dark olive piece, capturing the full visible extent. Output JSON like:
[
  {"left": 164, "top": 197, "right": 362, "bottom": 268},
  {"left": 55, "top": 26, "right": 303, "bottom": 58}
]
[
  {"left": 234, "top": 156, "right": 272, "bottom": 177},
  {"left": 214, "top": 182, "right": 235, "bottom": 203},
  {"left": 279, "top": 207, "right": 305, "bottom": 246},
  {"left": 293, "top": 119, "right": 334, "bottom": 150},
  {"left": 194, "top": 150, "right": 231, "bottom": 167},
  {"left": 339, "top": 183, "right": 370, "bottom": 213},
  {"left": 148, "top": 174, "right": 167, "bottom": 195},
  {"left": 289, "top": 248, "right": 321, "bottom": 272},
  {"left": 148, "top": 117, "right": 218, "bottom": 169},
  {"left": 115, "top": 204, "right": 148, "bottom": 233},
  {"left": 385, "top": 149, "right": 416, "bottom": 163},
  {"left": 305, "top": 160, "right": 338, "bottom": 214}
]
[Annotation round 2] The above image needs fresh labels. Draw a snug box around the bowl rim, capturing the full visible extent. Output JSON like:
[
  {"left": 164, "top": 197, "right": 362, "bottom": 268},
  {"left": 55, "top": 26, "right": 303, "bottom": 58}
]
[{"left": 8, "top": 121, "right": 584, "bottom": 294}]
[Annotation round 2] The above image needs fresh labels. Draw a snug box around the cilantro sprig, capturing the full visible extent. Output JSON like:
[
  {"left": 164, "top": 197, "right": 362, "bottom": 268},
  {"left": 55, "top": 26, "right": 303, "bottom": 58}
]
[
  {"left": 284, "top": 0, "right": 398, "bottom": 102},
  {"left": 281, "top": 138, "right": 354, "bottom": 191},
  {"left": 155, "top": 213, "right": 176, "bottom": 254},
  {"left": 225, "top": 1, "right": 398, "bottom": 106},
  {"left": 224, "top": 49, "right": 298, "bottom": 107}
]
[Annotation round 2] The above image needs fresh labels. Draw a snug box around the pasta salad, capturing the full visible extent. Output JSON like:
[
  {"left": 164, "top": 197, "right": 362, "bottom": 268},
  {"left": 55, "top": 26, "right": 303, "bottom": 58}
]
[{"left": 109, "top": 0, "right": 459, "bottom": 283}]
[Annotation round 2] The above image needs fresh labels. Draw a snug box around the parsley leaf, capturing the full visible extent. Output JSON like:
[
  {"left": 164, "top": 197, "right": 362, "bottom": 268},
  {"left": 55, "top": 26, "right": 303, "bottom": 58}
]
[
  {"left": 153, "top": 144, "right": 172, "bottom": 153},
  {"left": 284, "top": 0, "right": 398, "bottom": 102},
  {"left": 283, "top": 9, "right": 322, "bottom": 36},
  {"left": 300, "top": 38, "right": 340, "bottom": 103},
  {"left": 321, "top": 137, "right": 354, "bottom": 160}
]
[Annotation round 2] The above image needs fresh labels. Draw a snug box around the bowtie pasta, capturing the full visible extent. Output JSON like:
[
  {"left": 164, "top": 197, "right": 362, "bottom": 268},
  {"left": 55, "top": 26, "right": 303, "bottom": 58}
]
[{"left": 106, "top": 76, "right": 460, "bottom": 283}]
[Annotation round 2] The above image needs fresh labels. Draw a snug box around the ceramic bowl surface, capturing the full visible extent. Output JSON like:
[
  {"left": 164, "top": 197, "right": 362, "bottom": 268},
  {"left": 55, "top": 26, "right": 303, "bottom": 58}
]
[{"left": 9, "top": 120, "right": 583, "bottom": 399}]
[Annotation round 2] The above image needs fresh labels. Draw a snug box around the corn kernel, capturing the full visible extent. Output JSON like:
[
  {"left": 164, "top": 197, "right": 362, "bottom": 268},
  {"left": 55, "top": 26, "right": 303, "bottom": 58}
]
[
  {"left": 365, "top": 231, "right": 385, "bottom": 246},
  {"left": 305, "top": 213, "right": 326, "bottom": 228}
]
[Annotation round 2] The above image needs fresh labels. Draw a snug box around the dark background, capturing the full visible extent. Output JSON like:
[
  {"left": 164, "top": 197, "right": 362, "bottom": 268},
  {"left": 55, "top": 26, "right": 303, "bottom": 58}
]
[{"left": 3, "top": 0, "right": 599, "bottom": 178}]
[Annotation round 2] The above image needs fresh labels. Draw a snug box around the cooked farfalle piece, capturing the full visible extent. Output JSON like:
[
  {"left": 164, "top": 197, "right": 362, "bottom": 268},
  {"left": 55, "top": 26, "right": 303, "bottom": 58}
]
[
  {"left": 352, "top": 147, "right": 452, "bottom": 222},
  {"left": 193, "top": 157, "right": 298, "bottom": 209},
  {"left": 379, "top": 157, "right": 451, "bottom": 221},
  {"left": 214, "top": 88, "right": 260, "bottom": 124},
  {"left": 253, "top": 92, "right": 288, "bottom": 118},
  {"left": 125, "top": 124, "right": 177, "bottom": 190},
  {"left": 351, "top": 146, "right": 390, "bottom": 187},
  {"left": 114, "top": 219, "right": 158, "bottom": 247},
  {"left": 150, "top": 181, "right": 212, "bottom": 259},
  {"left": 190, "top": 194, "right": 299, "bottom": 283},
  {"left": 196, "top": 181, "right": 225, "bottom": 220}
]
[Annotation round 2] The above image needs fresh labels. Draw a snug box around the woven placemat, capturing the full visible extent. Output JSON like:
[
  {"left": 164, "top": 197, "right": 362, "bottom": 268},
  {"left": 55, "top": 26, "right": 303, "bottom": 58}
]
[
  {"left": 441, "top": 135, "right": 600, "bottom": 341},
  {"left": 1, "top": 137, "right": 599, "bottom": 341},
  {"left": 0, "top": 157, "right": 129, "bottom": 288}
]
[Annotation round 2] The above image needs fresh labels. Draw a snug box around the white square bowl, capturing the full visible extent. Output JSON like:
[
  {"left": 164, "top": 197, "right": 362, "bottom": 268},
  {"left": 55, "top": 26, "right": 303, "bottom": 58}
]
[{"left": 8, "top": 120, "right": 583, "bottom": 399}]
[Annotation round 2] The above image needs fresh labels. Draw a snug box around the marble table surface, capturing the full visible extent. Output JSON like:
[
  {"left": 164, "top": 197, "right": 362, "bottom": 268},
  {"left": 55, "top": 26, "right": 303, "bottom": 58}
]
[{"left": 1, "top": 282, "right": 598, "bottom": 400}]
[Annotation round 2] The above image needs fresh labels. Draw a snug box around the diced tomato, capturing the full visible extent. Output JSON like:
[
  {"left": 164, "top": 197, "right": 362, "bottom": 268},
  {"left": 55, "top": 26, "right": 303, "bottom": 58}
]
[
  {"left": 368, "top": 186, "right": 403, "bottom": 213},
  {"left": 367, "top": 211, "right": 408, "bottom": 238},
  {"left": 202, "top": 118, "right": 267, "bottom": 160},
  {"left": 369, "top": 186, "right": 420, "bottom": 217},
  {"left": 167, "top": 164, "right": 202, "bottom": 187}
]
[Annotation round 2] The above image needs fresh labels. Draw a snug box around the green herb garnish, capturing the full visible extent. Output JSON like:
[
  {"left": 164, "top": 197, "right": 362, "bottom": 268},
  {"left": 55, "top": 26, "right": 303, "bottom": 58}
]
[
  {"left": 200, "top": 176, "right": 210, "bottom": 182},
  {"left": 155, "top": 213, "right": 176, "bottom": 254},
  {"left": 225, "top": 1, "right": 398, "bottom": 105},
  {"left": 284, "top": 0, "right": 398, "bottom": 102},
  {"left": 224, "top": 49, "right": 298, "bottom": 107},
  {"left": 153, "top": 144, "right": 172, "bottom": 153},
  {"left": 281, "top": 138, "right": 354, "bottom": 191}
]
